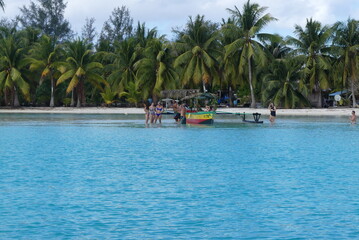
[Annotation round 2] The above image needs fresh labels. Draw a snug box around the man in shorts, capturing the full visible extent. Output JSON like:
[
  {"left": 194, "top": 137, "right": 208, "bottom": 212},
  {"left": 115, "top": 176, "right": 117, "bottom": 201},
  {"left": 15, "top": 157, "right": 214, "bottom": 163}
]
[
  {"left": 172, "top": 101, "right": 180, "bottom": 122},
  {"left": 179, "top": 103, "right": 187, "bottom": 124}
]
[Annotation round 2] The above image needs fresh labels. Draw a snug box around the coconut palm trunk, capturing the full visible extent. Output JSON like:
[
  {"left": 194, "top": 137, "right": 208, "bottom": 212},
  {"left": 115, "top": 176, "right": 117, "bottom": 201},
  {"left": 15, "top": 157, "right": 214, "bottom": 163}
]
[
  {"left": 248, "top": 57, "right": 256, "bottom": 108},
  {"left": 3, "top": 89, "right": 8, "bottom": 106},
  {"left": 202, "top": 81, "right": 207, "bottom": 93},
  {"left": 81, "top": 80, "right": 86, "bottom": 106},
  {"left": 315, "top": 82, "right": 322, "bottom": 108},
  {"left": 228, "top": 86, "right": 233, "bottom": 106},
  {"left": 50, "top": 73, "right": 55, "bottom": 107},
  {"left": 13, "top": 87, "right": 20, "bottom": 107},
  {"left": 70, "top": 89, "right": 75, "bottom": 107},
  {"left": 76, "top": 85, "right": 82, "bottom": 108},
  {"left": 351, "top": 77, "right": 356, "bottom": 107},
  {"left": 76, "top": 97, "right": 81, "bottom": 107}
]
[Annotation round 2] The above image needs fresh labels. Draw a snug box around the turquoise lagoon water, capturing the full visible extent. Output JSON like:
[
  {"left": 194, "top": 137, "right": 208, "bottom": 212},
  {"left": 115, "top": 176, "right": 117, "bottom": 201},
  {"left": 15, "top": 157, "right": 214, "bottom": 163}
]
[{"left": 1, "top": 113, "right": 359, "bottom": 239}]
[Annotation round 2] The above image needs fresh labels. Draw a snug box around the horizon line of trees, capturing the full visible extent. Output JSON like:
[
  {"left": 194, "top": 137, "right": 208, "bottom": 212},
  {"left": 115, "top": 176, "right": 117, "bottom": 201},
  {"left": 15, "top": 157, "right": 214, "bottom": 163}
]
[{"left": 0, "top": 0, "right": 358, "bottom": 109}]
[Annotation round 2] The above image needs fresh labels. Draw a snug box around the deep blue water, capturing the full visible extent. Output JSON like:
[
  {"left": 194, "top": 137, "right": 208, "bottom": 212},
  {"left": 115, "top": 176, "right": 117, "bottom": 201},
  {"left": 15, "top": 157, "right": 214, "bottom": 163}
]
[{"left": 1, "top": 113, "right": 359, "bottom": 239}]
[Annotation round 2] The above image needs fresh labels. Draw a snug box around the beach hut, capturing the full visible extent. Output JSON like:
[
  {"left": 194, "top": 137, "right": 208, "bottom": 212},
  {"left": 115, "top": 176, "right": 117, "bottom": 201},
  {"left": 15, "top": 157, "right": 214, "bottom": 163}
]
[
  {"left": 161, "top": 98, "right": 173, "bottom": 110},
  {"left": 328, "top": 90, "right": 349, "bottom": 107}
]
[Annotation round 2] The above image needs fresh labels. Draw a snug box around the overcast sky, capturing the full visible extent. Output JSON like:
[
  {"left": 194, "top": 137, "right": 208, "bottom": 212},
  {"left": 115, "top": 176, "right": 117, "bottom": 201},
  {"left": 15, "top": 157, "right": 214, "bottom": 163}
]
[{"left": 2, "top": 0, "right": 359, "bottom": 39}]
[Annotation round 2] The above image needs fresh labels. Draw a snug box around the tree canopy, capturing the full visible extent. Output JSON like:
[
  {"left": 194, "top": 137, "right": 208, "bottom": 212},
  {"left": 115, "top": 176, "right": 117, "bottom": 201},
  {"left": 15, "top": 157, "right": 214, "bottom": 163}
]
[
  {"left": 0, "top": 1, "right": 358, "bottom": 108},
  {"left": 18, "top": 0, "right": 72, "bottom": 42}
]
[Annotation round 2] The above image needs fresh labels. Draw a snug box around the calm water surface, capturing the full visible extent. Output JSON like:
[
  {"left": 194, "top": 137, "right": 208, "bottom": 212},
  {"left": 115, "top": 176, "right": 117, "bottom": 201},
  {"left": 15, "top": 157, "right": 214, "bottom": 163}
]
[{"left": 0, "top": 113, "right": 359, "bottom": 239}]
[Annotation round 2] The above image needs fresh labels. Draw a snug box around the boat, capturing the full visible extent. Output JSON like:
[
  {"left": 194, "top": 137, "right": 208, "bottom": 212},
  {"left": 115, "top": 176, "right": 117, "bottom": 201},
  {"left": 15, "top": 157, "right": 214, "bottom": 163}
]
[
  {"left": 240, "top": 112, "right": 263, "bottom": 123},
  {"left": 216, "top": 111, "right": 264, "bottom": 123},
  {"left": 184, "top": 111, "right": 263, "bottom": 124},
  {"left": 185, "top": 111, "right": 214, "bottom": 124}
]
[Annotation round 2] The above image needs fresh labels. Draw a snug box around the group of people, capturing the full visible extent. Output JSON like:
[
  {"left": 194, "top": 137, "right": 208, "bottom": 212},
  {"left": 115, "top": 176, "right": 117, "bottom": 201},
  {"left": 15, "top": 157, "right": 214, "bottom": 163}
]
[
  {"left": 143, "top": 101, "right": 188, "bottom": 124},
  {"left": 143, "top": 102, "right": 164, "bottom": 124},
  {"left": 144, "top": 100, "right": 197, "bottom": 124},
  {"left": 145, "top": 100, "right": 356, "bottom": 125},
  {"left": 172, "top": 101, "right": 188, "bottom": 124},
  {"left": 204, "top": 105, "right": 214, "bottom": 112}
]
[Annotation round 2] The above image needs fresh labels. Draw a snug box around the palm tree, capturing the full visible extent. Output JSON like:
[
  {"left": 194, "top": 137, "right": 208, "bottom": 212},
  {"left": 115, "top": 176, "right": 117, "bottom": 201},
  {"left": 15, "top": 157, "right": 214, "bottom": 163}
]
[
  {"left": 287, "top": 18, "right": 332, "bottom": 107},
  {"left": 100, "top": 86, "right": 117, "bottom": 106},
  {"left": 225, "top": 0, "right": 277, "bottom": 108},
  {"left": 136, "top": 38, "right": 178, "bottom": 101},
  {"left": 27, "top": 35, "right": 62, "bottom": 107},
  {"left": 0, "top": 0, "right": 4, "bottom": 11},
  {"left": 133, "top": 22, "right": 158, "bottom": 48},
  {"left": 219, "top": 18, "right": 244, "bottom": 103},
  {"left": 332, "top": 18, "right": 359, "bottom": 107},
  {"left": 106, "top": 38, "right": 140, "bottom": 93},
  {"left": 262, "top": 58, "right": 310, "bottom": 108},
  {"left": 263, "top": 35, "right": 291, "bottom": 60},
  {"left": 119, "top": 81, "right": 141, "bottom": 107},
  {"left": 57, "top": 39, "right": 106, "bottom": 107},
  {"left": 174, "top": 15, "right": 220, "bottom": 92},
  {"left": 130, "top": 23, "right": 177, "bottom": 102},
  {"left": 255, "top": 36, "right": 292, "bottom": 104},
  {"left": 0, "top": 31, "right": 30, "bottom": 107}
]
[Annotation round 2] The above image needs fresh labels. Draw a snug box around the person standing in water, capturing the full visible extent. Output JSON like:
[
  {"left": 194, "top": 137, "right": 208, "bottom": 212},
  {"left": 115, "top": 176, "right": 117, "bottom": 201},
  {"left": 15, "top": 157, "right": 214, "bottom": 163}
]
[
  {"left": 143, "top": 103, "right": 150, "bottom": 124},
  {"left": 149, "top": 103, "right": 156, "bottom": 123},
  {"left": 172, "top": 101, "right": 180, "bottom": 122},
  {"left": 350, "top": 110, "right": 357, "bottom": 124},
  {"left": 155, "top": 102, "right": 164, "bottom": 123},
  {"left": 179, "top": 103, "right": 187, "bottom": 124},
  {"left": 269, "top": 103, "right": 276, "bottom": 123}
]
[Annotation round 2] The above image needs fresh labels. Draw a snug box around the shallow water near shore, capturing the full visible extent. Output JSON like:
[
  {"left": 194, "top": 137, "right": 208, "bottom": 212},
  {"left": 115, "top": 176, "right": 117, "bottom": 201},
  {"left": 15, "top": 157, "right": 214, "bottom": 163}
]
[{"left": 1, "top": 113, "right": 358, "bottom": 239}]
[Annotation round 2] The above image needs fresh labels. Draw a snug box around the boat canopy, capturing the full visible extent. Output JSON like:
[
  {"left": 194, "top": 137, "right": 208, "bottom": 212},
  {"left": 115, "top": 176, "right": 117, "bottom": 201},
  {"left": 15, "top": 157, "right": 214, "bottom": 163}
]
[{"left": 329, "top": 90, "right": 348, "bottom": 97}]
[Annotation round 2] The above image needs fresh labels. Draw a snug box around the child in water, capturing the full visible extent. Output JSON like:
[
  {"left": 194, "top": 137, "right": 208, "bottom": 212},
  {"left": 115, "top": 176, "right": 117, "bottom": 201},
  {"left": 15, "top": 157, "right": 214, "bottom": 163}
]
[{"left": 350, "top": 110, "right": 356, "bottom": 124}]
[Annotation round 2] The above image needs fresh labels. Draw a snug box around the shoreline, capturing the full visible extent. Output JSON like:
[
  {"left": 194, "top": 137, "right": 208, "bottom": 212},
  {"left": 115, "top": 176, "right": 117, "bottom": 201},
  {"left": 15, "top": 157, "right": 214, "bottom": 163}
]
[{"left": 0, "top": 107, "right": 356, "bottom": 116}]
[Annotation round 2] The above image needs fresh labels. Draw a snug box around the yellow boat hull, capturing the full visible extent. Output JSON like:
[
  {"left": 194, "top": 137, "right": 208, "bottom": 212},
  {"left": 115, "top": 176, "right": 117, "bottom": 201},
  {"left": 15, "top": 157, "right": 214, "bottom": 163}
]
[{"left": 185, "top": 112, "right": 214, "bottom": 124}]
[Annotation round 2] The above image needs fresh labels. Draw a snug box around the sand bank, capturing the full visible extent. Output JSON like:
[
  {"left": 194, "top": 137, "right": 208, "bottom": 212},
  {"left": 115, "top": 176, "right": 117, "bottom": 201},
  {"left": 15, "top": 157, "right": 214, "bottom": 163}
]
[{"left": 0, "top": 107, "right": 356, "bottom": 117}]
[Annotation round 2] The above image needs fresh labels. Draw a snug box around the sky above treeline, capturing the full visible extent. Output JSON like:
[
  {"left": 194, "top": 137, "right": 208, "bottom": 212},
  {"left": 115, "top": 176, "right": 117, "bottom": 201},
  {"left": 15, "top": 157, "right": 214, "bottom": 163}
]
[{"left": 2, "top": 0, "right": 359, "bottom": 39}]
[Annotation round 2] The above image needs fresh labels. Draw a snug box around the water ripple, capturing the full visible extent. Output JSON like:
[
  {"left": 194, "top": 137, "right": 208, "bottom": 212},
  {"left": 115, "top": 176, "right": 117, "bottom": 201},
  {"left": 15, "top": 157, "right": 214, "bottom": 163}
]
[{"left": 0, "top": 114, "right": 358, "bottom": 239}]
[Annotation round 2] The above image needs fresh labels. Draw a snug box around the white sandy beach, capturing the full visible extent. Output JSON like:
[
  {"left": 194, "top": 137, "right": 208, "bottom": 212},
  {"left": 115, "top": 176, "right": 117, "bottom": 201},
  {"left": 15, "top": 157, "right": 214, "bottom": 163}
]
[{"left": 0, "top": 107, "right": 356, "bottom": 116}]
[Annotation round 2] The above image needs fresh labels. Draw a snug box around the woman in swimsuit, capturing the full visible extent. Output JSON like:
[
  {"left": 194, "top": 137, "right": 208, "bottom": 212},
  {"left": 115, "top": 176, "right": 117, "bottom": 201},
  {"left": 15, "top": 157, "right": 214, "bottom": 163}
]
[
  {"left": 269, "top": 103, "right": 276, "bottom": 123},
  {"left": 149, "top": 103, "right": 156, "bottom": 123},
  {"left": 143, "top": 103, "right": 150, "bottom": 124},
  {"left": 155, "top": 102, "right": 164, "bottom": 123}
]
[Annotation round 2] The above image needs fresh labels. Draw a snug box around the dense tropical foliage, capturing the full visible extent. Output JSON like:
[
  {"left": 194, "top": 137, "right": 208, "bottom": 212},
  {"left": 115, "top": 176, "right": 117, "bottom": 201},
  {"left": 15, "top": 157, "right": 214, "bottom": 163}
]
[
  {"left": 0, "top": 28, "right": 30, "bottom": 107},
  {"left": 224, "top": 1, "right": 277, "bottom": 107},
  {"left": 0, "top": 0, "right": 359, "bottom": 108}
]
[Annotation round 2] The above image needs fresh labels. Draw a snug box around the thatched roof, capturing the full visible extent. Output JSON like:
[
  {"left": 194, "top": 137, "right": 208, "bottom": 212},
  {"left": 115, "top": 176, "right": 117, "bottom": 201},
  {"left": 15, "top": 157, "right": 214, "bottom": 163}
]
[
  {"left": 181, "top": 92, "right": 217, "bottom": 101},
  {"left": 161, "top": 89, "right": 200, "bottom": 99}
]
